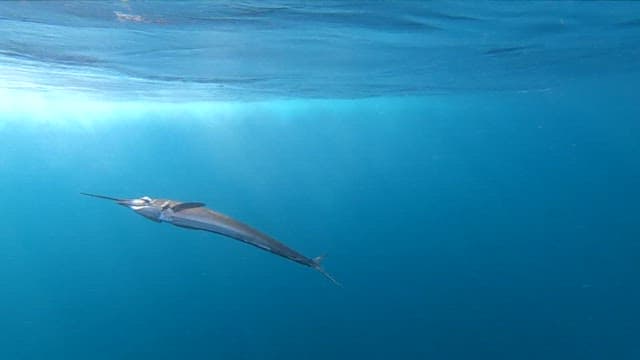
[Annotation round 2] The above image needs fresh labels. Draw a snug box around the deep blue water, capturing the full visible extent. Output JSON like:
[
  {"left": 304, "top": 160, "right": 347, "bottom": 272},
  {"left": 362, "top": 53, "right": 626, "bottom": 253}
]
[{"left": 1, "top": 2, "right": 640, "bottom": 359}]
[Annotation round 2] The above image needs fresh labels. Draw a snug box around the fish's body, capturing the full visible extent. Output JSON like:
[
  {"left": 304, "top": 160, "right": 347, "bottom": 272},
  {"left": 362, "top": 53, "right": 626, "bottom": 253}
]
[{"left": 81, "top": 193, "right": 339, "bottom": 286}]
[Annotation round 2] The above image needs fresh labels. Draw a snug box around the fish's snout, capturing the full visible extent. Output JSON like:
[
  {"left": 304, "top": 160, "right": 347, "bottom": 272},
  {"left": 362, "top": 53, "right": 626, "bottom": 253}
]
[{"left": 117, "top": 198, "right": 147, "bottom": 207}]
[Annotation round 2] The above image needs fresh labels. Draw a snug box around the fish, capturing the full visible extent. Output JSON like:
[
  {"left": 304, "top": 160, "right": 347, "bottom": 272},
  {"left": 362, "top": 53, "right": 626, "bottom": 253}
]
[{"left": 81, "top": 192, "right": 340, "bottom": 286}]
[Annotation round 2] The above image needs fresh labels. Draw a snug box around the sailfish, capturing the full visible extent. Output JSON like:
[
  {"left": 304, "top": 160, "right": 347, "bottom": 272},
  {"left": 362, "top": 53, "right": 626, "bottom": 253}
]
[{"left": 81, "top": 193, "right": 340, "bottom": 286}]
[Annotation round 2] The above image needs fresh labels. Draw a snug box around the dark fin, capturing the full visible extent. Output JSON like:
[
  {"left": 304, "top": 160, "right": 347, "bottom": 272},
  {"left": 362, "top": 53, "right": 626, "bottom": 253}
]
[
  {"left": 172, "top": 202, "right": 206, "bottom": 212},
  {"left": 312, "top": 254, "right": 342, "bottom": 287},
  {"left": 80, "top": 192, "right": 124, "bottom": 202}
]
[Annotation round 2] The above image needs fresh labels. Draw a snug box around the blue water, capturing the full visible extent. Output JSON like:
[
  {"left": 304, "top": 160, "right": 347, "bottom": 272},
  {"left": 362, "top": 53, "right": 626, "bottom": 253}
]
[{"left": 1, "top": 2, "right": 640, "bottom": 359}]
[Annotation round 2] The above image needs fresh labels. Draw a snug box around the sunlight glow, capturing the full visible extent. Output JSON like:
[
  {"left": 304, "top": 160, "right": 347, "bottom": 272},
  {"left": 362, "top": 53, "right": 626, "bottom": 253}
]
[{"left": 0, "top": 88, "right": 239, "bottom": 128}]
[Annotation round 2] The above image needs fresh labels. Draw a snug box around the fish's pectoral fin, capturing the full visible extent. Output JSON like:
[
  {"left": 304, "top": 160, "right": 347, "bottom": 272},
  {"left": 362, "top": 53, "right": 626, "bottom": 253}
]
[{"left": 171, "top": 202, "right": 206, "bottom": 212}]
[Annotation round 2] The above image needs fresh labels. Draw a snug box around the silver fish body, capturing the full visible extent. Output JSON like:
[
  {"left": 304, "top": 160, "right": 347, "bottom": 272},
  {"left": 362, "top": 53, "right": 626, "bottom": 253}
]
[
  {"left": 155, "top": 198, "right": 314, "bottom": 267},
  {"left": 81, "top": 193, "right": 339, "bottom": 286}
]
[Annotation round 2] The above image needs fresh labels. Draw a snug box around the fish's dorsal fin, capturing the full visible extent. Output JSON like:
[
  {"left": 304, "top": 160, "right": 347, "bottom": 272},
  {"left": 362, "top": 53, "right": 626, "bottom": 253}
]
[{"left": 172, "top": 202, "right": 206, "bottom": 212}]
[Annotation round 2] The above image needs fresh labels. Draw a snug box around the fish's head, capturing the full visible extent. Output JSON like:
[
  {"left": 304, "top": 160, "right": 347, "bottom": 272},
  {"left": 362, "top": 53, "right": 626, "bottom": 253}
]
[{"left": 118, "top": 196, "right": 163, "bottom": 222}]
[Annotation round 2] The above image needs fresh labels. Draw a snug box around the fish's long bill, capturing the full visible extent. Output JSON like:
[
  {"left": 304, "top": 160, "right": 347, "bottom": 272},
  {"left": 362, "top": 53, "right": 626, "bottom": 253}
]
[{"left": 80, "top": 192, "right": 125, "bottom": 202}]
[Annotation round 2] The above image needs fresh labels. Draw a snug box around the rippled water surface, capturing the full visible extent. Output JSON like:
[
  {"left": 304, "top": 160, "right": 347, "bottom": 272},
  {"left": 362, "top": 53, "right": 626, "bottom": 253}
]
[{"left": 1, "top": 1, "right": 639, "bottom": 100}]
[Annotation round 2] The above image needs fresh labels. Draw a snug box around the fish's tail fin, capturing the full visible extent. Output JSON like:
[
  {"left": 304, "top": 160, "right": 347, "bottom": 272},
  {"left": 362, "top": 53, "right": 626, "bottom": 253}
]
[{"left": 312, "top": 254, "right": 342, "bottom": 287}]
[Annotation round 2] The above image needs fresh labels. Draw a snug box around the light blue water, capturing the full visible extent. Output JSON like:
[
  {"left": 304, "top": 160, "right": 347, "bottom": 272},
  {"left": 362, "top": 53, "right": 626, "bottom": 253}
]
[{"left": 1, "top": 2, "right": 640, "bottom": 359}]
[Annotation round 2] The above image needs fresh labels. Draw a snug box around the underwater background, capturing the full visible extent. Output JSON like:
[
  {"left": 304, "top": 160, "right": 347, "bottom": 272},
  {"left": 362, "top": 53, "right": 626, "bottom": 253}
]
[{"left": 1, "top": 1, "right": 640, "bottom": 359}]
